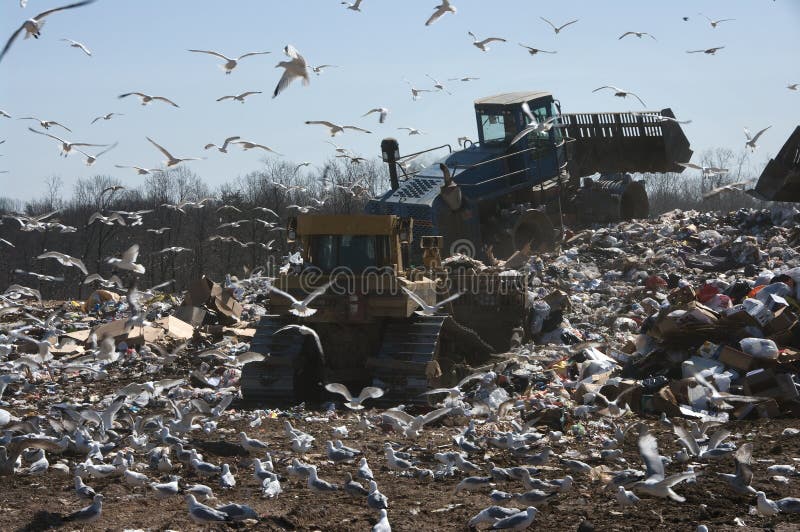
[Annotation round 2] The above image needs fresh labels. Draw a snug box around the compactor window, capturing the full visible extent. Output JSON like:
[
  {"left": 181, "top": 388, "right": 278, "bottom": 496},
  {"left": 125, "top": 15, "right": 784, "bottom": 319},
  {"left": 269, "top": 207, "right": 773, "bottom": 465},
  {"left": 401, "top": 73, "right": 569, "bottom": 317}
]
[
  {"left": 309, "top": 235, "right": 390, "bottom": 272},
  {"left": 480, "top": 113, "right": 510, "bottom": 144}
]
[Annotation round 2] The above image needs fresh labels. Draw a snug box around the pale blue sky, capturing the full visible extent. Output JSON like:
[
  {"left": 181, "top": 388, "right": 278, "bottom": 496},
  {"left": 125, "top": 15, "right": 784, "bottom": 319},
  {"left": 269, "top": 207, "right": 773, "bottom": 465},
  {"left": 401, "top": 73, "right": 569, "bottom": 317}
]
[{"left": 1, "top": 0, "right": 798, "bottom": 201}]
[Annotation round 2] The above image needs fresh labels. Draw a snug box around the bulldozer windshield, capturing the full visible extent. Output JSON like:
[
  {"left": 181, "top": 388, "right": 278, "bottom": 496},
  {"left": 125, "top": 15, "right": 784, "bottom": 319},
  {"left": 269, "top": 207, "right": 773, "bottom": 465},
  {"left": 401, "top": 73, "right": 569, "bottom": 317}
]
[
  {"left": 308, "top": 234, "right": 391, "bottom": 272},
  {"left": 480, "top": 112, "right": 513, "bottom": 145}
]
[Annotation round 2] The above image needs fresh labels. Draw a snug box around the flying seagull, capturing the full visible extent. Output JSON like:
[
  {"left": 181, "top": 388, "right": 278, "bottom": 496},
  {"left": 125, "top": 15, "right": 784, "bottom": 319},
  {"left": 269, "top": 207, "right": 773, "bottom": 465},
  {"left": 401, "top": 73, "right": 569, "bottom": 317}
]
[
  {"left": 27, "top": 127, "right": 106, "bottom": 156},
  {"left": 592, "top": 85, "right": 646, "bottom": 107},
  {"left": 305, "top": 121, "right": 372, "bottom": 137},
  {"left": 0, "top": 0, "right": 98, "bottom": 63},
  {"left": 619, "top": 31, "right": 656, "bottom": 40},
  {"left": 216, "top": 91, "right": 262, "bottom": 103},
  {"left": 18, "top": 116, "right": 71, "bottom": 132},
  {"left": 37, "top": 250, "right": 88, "bottom": 274},
  {"left": 468, "top": 31, "right": 506, "bottom": 52},
  {"left": 114, "top": 165, "right": 163, "bottom": 176},
  {"left": 204, "top": 136, "right": 241, "bottom": 153},
  {"left": 273, "top": 45, "right": 309, "bottom": 98},
  {"left": 187, "top": 49, "right": 271, "bottom": 74},
  {"left": 309, "top": 64, "right": 336, "bottom": 75},
  {"left": 676, "top": 162, "right": 728, "bottom": 177},
  {"left": 74, "top": 141, "right": 118, "bottom": 166},
  {"left": 118, "top": 92, "right": 180, "bottom": 107},
  {"left": 540, "top": 16, "right": 579, "bottom": 34},
  {"left": 426, "top": 0, "right": 457, "bottom": 26},
  {"left": 324, "top": 383, "right": 384, "bottom": 409},
  {"left": 362, "top": 107, "right": 389, "bottom": 124},
  {"left": 267, "top": 282, "right": 332, "bottom": 317},
  {"left": 402, "top": 286, "right": 463, "bottom": 316},
  {"left": 686, "top": 46, "right": 725, "bottom": 55},
  {"left": 275, "top": 324, "right": 324, "bottom": 358},
  {"left": 60, "top": 37, "right": 91, "bottom": 55},
  {"left": 518, "top": 44, "right": 557, "bottom": 55},
  {"left": 91, "top": 112, "right": 123, "bottom": 124},
  {"left": 146, "top": 137, "right": 203, "bottom": 167},
  {"left": 744, "top": 126, "right": 771, "bottom": 151},
  {"left": 700, "top": 14, "right": 735, "bottom": 28},
  {"left": 231, "top": 140, "right": 282, "bottom": 154},
  {"left": 341, "top": 0, "right": 364, "bottom": 12}
]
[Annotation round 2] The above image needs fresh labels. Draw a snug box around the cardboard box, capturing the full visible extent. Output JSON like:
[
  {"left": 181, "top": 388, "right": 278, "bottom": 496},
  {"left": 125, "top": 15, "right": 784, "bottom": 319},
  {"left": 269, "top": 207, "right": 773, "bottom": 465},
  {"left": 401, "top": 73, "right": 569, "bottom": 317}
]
[
  {"left": 743, "top": 369, "right": 799, "bottom": 400},
  {"left": 156, "top": 316, "right": 194, "bottom": 341},
  {"left": 718, "top": 345, "right": 758, "bottom": 372},
  {"left": 174, "top": 306, "right": 207, "bottom": 327},
  {"left": 668, "top": 285, "right": 696, "bottom": 306},
  {"left": 764, "top": 306, "right": 797, "bottom": 335}
]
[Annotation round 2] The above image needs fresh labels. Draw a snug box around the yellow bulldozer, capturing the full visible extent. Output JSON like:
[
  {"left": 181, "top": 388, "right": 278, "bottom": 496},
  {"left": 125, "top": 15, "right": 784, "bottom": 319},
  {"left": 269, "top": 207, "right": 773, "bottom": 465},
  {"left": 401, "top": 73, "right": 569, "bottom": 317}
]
[{"left": 240, "top": 213, "right": 529, "bottom": 404}]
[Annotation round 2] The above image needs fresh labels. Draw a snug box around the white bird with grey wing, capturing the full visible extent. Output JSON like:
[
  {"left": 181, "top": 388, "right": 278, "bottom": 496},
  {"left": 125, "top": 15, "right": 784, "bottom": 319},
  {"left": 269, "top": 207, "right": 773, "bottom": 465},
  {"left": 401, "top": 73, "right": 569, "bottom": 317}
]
[
  {"left": 36, "top": 250, "right": 88, "bottom": 275},
  {"left": 510, "top": 102, "right": 560, "bottom": 145},
  {"left": 426, "top": 0, "right": 456, "bottom": 26},
  {"left": 540, "top": 16, "right": 579, "bottom": 34},
  {"left": 74, "top": 141, "right": 118, "bottom": 166},
  {"left": 273, "top": 45, "right": 310, "bottom": 98},
  {"left": 118, "top": 92, "right": 180, "bottom": 107},
  {"left": 188, "top": 48, "right": 270, "bottom": 74},
  {"left": 146, "top": 136, "right": 203, "bottom": 167},
  {"left": 744, "top": 125, "right": 771, "bottom": 151},
  {"left": 216, "top": 92, "right": 262, "bottom": 103},
  {"left": 468, "top": 31, "right": 506, "bottom": 52},
  {"left": 306, "top": 120, "right": 372, "bottom": 137},
  {"left": 401, "top": 286, "right": 463, "bottom": 316},
  {"left": 0, "top": 0, "right": 98, "bottom": 62},
  {"left": 592, "top": 85, "right": 646, "bottom": 107},
  {"left": 27, "top": 127, "right": 107, "bottom": 157},
  {"left": 268, "top": 282, "right": 332, "bottom": 317},
  {"left": 325, "top": 383, "right": 384, "bottom": 409},
  {"left": 631, "top": 428, "right": 697, "bottom": 502},
  {"left": 60, "top": 37, "right": 91, "bottom": 55},
  {"left": 362, "top": 107, "right": 389, "bottom": 124}
]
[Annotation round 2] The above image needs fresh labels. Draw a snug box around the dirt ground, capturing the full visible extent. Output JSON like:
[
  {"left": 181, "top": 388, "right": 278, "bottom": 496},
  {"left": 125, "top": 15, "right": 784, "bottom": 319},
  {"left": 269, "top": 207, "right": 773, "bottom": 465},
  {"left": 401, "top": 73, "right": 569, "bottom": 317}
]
[{"left": 2, "top": 393, "right": 800, "bottom": 532}]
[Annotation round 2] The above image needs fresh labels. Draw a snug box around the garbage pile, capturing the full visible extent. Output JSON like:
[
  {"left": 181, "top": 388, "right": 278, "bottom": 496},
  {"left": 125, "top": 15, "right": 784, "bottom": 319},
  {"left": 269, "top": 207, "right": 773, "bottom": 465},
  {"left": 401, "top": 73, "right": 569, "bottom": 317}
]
[{"left": 496, "top": 206, "right": 800, "bottom": 422}]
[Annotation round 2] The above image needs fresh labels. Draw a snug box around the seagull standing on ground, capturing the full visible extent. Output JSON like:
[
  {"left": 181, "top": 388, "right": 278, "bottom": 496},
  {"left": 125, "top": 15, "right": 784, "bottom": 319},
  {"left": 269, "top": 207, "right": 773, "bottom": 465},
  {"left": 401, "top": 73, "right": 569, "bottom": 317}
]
[
  {"left": 0, "top": 0, "right": 98, "bottom": 62},
  {"left": 187, "top": 49, "right": 270, "bottom": 74},
  {"left": 273, "top": 45, "right": 309, "bottom": 98}
]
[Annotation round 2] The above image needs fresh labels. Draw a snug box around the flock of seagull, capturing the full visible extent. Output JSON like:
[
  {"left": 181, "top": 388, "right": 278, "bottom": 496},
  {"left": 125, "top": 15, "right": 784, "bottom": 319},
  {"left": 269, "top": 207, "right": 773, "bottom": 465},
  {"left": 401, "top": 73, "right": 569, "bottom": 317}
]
[{"left": 1, "top": 2, "right": 795, "bottom": 180}]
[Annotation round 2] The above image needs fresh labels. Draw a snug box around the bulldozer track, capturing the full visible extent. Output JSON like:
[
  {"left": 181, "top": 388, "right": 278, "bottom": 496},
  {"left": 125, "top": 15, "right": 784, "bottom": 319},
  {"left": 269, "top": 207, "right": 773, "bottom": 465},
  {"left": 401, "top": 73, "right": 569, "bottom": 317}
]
[
  {"left": 366, "top": 315, "right": 446, "bottom": 405},
  {"left": 240, "top": 315, "right": 303, "bottom": 403}
]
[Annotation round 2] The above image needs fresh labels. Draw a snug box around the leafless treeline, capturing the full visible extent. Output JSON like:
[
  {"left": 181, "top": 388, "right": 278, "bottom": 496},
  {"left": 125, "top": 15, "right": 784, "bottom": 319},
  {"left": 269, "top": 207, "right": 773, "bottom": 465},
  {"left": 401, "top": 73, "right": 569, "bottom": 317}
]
[{"left": 0, "top": 157, "right": 389, "bottom": 300}]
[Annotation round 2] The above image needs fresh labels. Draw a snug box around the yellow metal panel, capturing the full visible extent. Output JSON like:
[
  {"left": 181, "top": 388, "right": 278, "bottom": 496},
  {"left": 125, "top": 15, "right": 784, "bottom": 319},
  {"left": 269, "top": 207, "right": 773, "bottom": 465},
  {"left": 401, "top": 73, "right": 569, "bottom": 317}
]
[{"left": 297, "top": 214, "right": 398, "bottom": 236}]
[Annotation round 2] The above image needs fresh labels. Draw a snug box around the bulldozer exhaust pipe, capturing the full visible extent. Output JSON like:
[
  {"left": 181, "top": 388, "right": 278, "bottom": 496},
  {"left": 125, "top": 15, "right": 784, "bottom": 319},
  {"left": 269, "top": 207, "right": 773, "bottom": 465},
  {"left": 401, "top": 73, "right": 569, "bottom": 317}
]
[{"left": 381, "top": 138, "right": 400, "bottom": 191}]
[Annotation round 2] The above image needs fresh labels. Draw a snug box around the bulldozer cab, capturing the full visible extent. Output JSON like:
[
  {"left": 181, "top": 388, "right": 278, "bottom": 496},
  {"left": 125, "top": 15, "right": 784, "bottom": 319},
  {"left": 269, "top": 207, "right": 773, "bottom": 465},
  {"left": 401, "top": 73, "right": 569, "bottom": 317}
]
[
  {"left": 474, "top": 91, "right": 564, "bottom": 185},
  {"left": 289, "top": 214, "right": 412, "bottom": 273}
]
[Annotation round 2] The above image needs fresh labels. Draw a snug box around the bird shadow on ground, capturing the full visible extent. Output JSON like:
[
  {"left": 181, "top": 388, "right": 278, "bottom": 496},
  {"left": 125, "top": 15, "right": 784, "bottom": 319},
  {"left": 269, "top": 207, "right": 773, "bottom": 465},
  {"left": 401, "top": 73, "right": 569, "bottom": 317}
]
[
  {"left": 192, "top": 439, "right": 248, "bottom": 458},
  {"left": 15, "top": 510, "right": 62, "bottom": 532}
]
